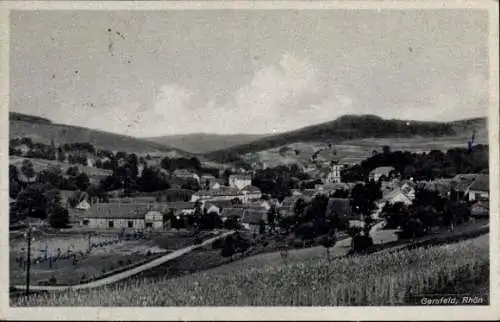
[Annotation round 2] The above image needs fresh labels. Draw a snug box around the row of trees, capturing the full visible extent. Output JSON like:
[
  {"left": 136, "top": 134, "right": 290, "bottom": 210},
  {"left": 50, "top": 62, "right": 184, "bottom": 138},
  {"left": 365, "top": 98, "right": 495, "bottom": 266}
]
[{"left": 341, "top": 145, "right": 489, "bottom": 182}]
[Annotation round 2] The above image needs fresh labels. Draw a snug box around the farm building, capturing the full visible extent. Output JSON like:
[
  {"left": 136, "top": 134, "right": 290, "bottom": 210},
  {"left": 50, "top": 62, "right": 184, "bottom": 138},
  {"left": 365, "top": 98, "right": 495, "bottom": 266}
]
[{"left": 79, "top": 203, "right": 151, "bottom": 229}]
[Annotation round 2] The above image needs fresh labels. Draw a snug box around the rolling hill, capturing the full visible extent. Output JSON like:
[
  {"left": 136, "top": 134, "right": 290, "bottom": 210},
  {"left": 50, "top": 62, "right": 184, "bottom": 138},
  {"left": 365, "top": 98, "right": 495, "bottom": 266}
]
[
  {"left": 204, "top": 115, "right": 488, "bottom": 161},
  {"left": 9, "top": 112, "right": 189, "bottom": 156},
  {"left": 145, "top": 133, "right": 269, "bottom": 154}
]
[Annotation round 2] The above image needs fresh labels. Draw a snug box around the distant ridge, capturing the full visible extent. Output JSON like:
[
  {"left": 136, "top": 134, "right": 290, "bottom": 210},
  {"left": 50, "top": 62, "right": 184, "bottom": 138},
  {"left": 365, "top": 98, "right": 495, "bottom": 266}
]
[
  {"left": 145, "top": 133, "right": 269, "bottom": 154},
  {"left": 9, "top": 112, "right": 189, "bottom": 155},
  {"left": 204, "top": 114, "right": 488, "bottom": 160}
]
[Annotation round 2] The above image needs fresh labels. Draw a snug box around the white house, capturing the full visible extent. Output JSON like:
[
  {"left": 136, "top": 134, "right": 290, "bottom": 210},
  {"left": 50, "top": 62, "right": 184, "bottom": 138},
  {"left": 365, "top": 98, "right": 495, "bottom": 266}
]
[
  {"left": 144, "top": 210, "right": 164, "bottom": 229},
  {"left": 228, "top": 174, "right": 252, "bottom": 190},
  {"left": 75, "top": 199, "right": 91, "bottom": 210},
  {"left": 369, "top": 166, "right": 396, "bottom": 182},
  {"left": 466, "top": 175, "right": 489, "bottom": 202}
]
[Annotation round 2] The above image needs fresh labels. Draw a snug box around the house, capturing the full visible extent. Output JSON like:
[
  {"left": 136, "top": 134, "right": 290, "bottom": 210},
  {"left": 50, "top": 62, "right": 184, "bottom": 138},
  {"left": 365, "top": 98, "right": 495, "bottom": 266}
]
[
  {"left": 190, "top": 186, "right": 245, "bottom": 203},
  {"left": 173, "top": 169, "right": 200, "bottom": 183},
  {"left": 241, "top": 185, "right": 262, "bottom": 201},
  {"left": 381, "top": 187, "right": 413, "bottom": 206},
  {"left": 220, "top": 207, "right": 245, "bottom": 222},
  {"left": 241, "top": 209, "right": 267, "bottom": 232},
  {"left": 466, "top": 174, "right": 489, "bottom": 202},
  {"left": 79, "top": 203, "right": 151, "bottom": 229},
  {"left": 369, "top": 166, "right": 396, "bottom": 182},
  {"left": 75, "top": 199, "right": 91, "bottom": 210},
  {"left": 203, "top": 202, "right": 221, "bottom": 215},
  {"left": 144, "top": 208, "right": 165, "bottom": 229},
  {"left": 200, "top": 174, "right": 217, "bottom": 184},
  {"left": 228, "top": 174, "right": 252, "bottom": 190},
  {"left": 163, "top": 201, "right": 196, "bottom": 216}
]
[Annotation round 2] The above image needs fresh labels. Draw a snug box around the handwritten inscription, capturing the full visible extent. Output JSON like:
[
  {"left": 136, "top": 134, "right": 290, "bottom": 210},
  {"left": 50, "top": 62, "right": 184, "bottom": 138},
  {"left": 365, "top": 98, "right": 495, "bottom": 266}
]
[{"left": 16, "top": 231, "right": 145, "bottom": 268}]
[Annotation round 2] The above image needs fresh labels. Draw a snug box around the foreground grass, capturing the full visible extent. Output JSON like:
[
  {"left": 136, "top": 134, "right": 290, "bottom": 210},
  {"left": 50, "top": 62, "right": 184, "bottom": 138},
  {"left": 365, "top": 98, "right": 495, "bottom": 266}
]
[{"left": 13, "top": 234, "right": 489, "bottom": 306}]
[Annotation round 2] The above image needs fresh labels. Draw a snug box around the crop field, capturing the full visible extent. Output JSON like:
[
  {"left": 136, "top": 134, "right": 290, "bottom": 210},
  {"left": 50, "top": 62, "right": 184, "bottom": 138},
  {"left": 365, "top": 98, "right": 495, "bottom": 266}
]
[
  {"left": 9, "top": 231, "right": 194, "bottom": 286},
  {"left": 12, "top": 233, "right": 489, "bottom": 306}
]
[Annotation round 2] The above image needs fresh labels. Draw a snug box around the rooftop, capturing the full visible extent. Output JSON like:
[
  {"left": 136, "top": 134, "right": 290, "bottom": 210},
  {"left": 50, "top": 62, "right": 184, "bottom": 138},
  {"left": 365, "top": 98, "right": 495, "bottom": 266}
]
[
  {"left": 468, "top": 174, "right": 489, "bottom": 192},
  {"left": 82, "top": 203, "right": 150, "bottom": 219},
  {"left": 220, "top": 207, "right": 245, "bottom": 218}
]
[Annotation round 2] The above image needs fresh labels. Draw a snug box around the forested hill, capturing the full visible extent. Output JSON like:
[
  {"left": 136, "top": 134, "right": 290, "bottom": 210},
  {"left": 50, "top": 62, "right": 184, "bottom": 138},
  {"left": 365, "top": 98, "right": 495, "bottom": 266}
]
[
  {"left": 204, "top": 115, "right": 487, "bottom": 161},
  {"left": 9, "top": 112, "right": 188, "bottom": 155}
]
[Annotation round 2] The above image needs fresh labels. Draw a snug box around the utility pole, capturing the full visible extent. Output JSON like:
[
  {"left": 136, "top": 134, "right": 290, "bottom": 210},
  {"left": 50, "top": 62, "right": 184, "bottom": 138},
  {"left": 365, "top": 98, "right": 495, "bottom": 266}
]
[{"left": 25, "top": 227, "right": 33, "bottom": 296}]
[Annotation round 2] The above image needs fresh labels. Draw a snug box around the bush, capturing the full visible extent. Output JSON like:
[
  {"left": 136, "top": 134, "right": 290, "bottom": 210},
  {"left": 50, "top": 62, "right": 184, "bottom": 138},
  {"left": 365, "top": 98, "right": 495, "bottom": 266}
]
[
  {"left": 352, "top": 235, "right": 374, "bottom": 254},
  {"left": 212, "top": 238, "right": 224, "bottom": 250}
]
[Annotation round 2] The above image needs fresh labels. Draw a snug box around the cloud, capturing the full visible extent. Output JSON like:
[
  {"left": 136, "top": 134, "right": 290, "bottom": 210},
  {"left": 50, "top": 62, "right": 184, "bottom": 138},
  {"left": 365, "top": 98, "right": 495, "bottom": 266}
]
[{"left": 135, "top": 53, "right": 331, "bottom": 136}]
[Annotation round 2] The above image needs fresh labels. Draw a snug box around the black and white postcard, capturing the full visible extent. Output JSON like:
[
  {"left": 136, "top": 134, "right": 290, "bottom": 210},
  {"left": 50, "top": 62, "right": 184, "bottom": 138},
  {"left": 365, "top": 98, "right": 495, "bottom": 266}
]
[{"left": 1, "top": 1, "right": 498, "bottom": 320}]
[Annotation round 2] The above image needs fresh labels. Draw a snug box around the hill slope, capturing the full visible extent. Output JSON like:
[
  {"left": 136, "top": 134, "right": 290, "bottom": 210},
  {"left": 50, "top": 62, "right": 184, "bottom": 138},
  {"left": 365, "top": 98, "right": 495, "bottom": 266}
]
[
  {"left": 205, "top": 115, "right": 488, "bottom": 160},
  {"left": 145, "top": 133, "right": 269, "bottom": 154},
  {"left": 9, "top": 112, "right": 188, "bottom": 155}
]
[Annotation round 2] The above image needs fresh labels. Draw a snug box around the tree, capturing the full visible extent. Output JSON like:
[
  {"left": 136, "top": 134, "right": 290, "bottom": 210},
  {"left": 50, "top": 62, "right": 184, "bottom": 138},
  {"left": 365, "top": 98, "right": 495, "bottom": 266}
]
[
  {"left": 20, "top": 159, "right": 36, "bottom": 178},
  {"left": 49, "top": 203, "right": 70, "bottom": 228},
  {"left": 14, "top": 184, "right": 50, "bottom": 219},
  {"left": 220, "top": 235, "right": 236, "bottom": 261},
  {"left": 319, "top": 234, "right": 336, "bottom": 260},
  {"left": 75, "top": 172, "right": 90, "bottom": 191},
  {"left": 66, "top": 166, "right": 80, "bottom": 177}
]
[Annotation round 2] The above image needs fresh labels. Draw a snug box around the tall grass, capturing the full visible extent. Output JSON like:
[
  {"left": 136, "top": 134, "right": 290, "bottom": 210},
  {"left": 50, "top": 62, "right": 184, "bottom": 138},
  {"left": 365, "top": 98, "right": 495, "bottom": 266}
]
[{"left": 13, "top": 235, "right": 489, "bottom": 306}]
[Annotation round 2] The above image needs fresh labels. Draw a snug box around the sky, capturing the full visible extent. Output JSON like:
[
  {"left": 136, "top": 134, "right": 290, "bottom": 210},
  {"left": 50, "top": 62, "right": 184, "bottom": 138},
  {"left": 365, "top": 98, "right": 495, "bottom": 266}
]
[{"left": 10, "top": 9, "right": 489, "bottom": 137}]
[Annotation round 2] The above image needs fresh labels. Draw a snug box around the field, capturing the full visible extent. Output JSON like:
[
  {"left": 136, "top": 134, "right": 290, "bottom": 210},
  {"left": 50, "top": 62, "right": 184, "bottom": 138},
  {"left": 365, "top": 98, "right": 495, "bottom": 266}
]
[
  {"left": 9, "top": 156, "right": 112, "bottom": 178},
  {"left": 12, "top": 231, "right": 489, "bottom": 306},
  {"left": 9, "top": 230, "right": 205, "bottom": 286},
  {"left": 241, "top": 134, "right": 488, "bottom": 168}
]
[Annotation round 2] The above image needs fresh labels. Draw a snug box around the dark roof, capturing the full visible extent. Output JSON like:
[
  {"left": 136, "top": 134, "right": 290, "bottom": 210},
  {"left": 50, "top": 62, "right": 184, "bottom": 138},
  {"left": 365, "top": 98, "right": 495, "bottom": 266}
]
[
  {"left": 210, "top": 200, "right": 236, "bottom": 209},
  {"left": 164, "top": 201, "right": 196, "bottom": 210},
  {"left": 468, "top": 175, "right": 489, "bottom": 192},
  {"left": 241, "top": 185, "right": 261, "bottom": 193},
  {"left": 229, "top": 174, "right": 252, "bottom": 180},
  {"left": 325, "top": 198, "right": 353, "bottom": 218},
  {"left": 82, "top": 203, "right": 150, "bottom": 219},
  {"left": 242, "top": 209, "right": 267, "bottom": 224},
  {"left": 108, "top": 196, "right": 157, "bottom": 204},
  {"left": 220, "top": 207, "right": 245, "bottom": 218}
]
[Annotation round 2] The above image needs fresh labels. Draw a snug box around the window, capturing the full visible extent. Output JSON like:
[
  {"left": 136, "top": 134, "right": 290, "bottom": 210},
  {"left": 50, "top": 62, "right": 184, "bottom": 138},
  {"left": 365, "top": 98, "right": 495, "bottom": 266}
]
[
  {"left": 145, "top": 222, "right": 153, "bottom": 228},
  {"left": 128, "top": 221, "right": 134, "bottom": 228},
  {"left": 83, "top": 219, "right": 89, "bottom": 226},
  {"left": 108, "top": 221, "right": 114, "bottom": 228}
]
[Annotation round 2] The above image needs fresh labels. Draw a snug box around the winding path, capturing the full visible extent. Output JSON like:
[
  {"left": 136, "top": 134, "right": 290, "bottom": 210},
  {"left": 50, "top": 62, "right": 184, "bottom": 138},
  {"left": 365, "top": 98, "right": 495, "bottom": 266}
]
[{"left": 12, "top": 231, "right": 234, "bottom": 292}]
